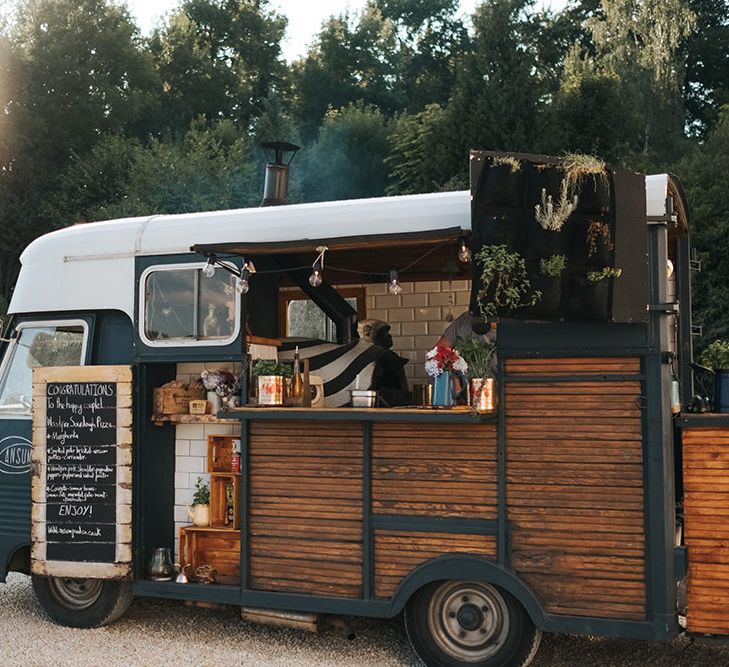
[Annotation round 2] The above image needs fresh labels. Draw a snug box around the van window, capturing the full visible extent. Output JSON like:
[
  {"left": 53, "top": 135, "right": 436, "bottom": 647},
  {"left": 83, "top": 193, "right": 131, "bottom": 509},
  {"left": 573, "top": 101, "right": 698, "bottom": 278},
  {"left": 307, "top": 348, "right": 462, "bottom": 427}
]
[
  {"left": 142, "top": 265, "right": 239, "bottom": 345},
  {"left": 0, "top": 323, "right": 87, "bottom": 418}
]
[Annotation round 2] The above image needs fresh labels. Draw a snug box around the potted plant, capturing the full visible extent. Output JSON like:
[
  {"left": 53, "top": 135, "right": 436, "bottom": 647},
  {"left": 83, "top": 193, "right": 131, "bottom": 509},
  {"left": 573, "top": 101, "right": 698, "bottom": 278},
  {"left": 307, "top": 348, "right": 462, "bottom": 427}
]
[
  {"left": 530, "top": 254, "right": 567, "bottom": 318},
  {"left": 567, "top": 266, "right": 621, "bottom": 321},
  {"left": 201, "top": 369, "right": 238, "bottom": 413},
  {"left": 251, "top": 359, "right": 292, "bottom": 406},
  {"left": 699, "top": 340, "right": 729, "bottom": 413},
  {"left": 482, "top": 155, "right": 523, "bottom": 207},
  {"left": 456, "top": 336, "right": 498, "bottom": 412},
  {"left": 475, "top": 244, "right": 542, "bottom": 320},
  {"left": 570, "top": 218, "right": 614, "bottom": 265},
  {"left": 563, "top": 152, "right": 610, "bottom": 214},
  {"left": 187, "top": 477, "right": 210, "bottom": 527},
  {"left": 527, "top": 177, "right": 576, "bottom": 260},
  {"left": 425, "top": 345, "right": 468, "bottom": 407}
]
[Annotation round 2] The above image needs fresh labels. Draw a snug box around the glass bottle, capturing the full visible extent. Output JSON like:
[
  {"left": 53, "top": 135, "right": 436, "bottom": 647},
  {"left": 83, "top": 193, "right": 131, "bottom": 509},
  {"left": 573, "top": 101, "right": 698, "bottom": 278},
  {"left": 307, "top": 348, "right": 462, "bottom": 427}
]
[{"left": 291, "top": 345, "right": 304, "bottom": 400}]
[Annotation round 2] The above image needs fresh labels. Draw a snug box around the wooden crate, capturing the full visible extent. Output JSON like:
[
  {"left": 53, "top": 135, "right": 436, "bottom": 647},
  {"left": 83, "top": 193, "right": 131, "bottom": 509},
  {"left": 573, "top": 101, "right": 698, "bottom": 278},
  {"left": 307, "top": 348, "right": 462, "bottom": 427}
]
[
  {"left": 208, "top": 435, "right": 238, "bottom": 473},
  {"left": 153, "top": 384, "right": 204, "bottom": 415},
  {"left": 210, "top": 474, "right": 241, "bottom": 530},
  {"left": 179, "top": 526, "right": 240, "bottom": 585}
]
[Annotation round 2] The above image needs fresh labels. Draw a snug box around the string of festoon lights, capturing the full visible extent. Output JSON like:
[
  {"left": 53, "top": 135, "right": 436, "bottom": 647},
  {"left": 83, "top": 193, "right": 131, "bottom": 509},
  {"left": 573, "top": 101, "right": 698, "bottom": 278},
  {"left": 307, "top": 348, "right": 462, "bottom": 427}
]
[{"left": 201, "top": 236, "right": 472, "bottom": 295}]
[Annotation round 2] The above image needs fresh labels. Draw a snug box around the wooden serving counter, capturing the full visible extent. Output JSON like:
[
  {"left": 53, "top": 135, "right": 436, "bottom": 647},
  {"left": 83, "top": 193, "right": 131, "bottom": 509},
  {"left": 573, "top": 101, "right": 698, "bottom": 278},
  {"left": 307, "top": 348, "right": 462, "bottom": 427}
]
[
  {"left": 220, "top": 405, "right": 496, "bottom": 423},
  {"left": 680, "top": 414, "right": 729, "bottom": 634}
]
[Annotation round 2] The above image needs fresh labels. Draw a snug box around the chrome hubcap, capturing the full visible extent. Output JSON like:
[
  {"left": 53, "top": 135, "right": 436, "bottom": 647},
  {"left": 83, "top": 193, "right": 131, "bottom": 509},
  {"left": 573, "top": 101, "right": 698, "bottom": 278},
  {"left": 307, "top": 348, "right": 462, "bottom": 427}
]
[
  {"left": 427, "top": 581, "right": 510, "bottom": 662},
  {"left": 48, "top": 577, "right": 103, "bottom": 610}
]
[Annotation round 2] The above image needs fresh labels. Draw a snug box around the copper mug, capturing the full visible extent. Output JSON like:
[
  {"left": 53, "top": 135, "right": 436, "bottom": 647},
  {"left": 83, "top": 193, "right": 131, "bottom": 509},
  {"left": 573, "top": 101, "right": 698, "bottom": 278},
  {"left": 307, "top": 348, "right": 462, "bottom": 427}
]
[
  {"left": 413, "top": 384, "right": 433, "bottom": 407},
  {"left": 470, "top": 378, "right": 497, "bottom": 413}
]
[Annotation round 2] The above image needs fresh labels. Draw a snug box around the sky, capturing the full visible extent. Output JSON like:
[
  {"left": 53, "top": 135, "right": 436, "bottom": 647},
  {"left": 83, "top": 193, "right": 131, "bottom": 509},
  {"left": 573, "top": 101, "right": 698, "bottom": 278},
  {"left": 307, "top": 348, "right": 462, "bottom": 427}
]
[{"left": 124, "top": 0, "right": 568, "bottom": 63}]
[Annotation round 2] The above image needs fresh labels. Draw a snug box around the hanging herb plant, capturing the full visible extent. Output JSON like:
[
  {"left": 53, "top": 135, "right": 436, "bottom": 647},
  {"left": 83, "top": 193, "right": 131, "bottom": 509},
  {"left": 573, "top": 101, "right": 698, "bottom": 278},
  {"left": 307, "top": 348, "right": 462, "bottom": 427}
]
[
  {"left": 475, "top": 245, "right": 542, "bottom": 319},
  {"left": 492, "top": 155, "right": 522, "bottom": 173},
  {"left": 535, "top": 180, "right": 578, "bottom": 231},
  {"left": 563, "top": 153, "right": 607, "bottom": 191},
  {"left": 586, "top": 220, "right": 614, "bottom": 257},
  {"left": 587, "top": 266, "right": 622, "bottom": 282},
  {"left": 539, "top": 254, "right": 567, "bottom": 278},
  {"left": 563, "top": 153, "right": 610, "bottom": 213}
]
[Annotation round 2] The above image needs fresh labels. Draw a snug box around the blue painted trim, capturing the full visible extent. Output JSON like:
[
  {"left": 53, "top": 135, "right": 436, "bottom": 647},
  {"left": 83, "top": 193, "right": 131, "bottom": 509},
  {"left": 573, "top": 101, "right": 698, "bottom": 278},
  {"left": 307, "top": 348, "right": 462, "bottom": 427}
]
[
  {"left": 497, "top": 357, "right": 507, "bottom": 566},
  {"left": 385, "top": 555, "right": 546, "bottom": 626},
  {"left": 542, "top": 613, "right": 671, "bottom": 641}
]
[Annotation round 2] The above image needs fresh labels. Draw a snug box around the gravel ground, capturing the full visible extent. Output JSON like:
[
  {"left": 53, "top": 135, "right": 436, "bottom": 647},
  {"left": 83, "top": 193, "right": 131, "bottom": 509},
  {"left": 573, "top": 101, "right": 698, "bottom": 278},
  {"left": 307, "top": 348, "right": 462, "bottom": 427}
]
[{"left": 3, "top": 573, "right": 729, "bottom": 666}]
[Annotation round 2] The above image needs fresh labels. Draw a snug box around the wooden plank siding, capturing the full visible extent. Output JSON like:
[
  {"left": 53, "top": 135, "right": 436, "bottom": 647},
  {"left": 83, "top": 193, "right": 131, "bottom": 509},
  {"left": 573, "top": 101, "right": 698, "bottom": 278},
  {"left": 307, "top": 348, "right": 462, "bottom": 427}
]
[
  {"left": 371, "top": 423, "right": 498, "bottom": 518},
  {"left": 248, "top": 421, "right": 364, "bottom": 598},
  {"left": 683, "top": 427, "right": 729, "bottom": 634},
  {"left": 505, "top": 358, "right": 647, "bottom": 620},
  {"left": 374, "top": 531, "right": 497, "bottom": 599}
]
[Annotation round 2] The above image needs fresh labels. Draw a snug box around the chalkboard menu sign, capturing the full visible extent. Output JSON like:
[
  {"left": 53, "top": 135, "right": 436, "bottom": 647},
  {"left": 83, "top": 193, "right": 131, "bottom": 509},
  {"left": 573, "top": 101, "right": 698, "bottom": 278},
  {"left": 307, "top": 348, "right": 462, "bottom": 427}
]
[{"left": 31, "top": 366, "right": 132, "bottom": 580}]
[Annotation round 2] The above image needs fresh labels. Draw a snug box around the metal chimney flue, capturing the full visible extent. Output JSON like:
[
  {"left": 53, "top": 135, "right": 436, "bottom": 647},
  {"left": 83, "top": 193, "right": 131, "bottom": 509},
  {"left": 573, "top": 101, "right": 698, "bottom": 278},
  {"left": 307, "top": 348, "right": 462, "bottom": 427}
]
[{"left": 261, "top": 141, "right": 300, "bottom": 206}]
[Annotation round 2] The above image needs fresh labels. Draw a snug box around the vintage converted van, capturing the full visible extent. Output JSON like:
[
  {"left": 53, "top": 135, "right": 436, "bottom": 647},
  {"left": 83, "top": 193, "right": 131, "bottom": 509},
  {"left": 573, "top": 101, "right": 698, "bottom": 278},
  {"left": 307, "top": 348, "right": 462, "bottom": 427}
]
[{"left": 0, "top": 149, "right": 725, "bottom": 667}]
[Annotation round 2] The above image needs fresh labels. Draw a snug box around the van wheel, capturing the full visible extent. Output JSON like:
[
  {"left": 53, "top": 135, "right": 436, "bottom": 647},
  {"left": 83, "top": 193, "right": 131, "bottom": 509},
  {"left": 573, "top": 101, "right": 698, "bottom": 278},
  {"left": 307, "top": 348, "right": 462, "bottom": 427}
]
[
  {"left": 404, "top": 580, "right": 542, "bottom": 667},
  {"left": 32, "top": 575, "right": 132, "bottom": 628}
]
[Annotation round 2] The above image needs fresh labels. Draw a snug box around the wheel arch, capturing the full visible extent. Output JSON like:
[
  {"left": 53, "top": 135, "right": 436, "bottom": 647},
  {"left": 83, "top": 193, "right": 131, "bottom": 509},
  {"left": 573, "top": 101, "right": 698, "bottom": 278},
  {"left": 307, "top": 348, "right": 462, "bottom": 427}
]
[
  {"left": 385, "top": 555, "right": 547, "bottom": 629},
  {"left": 2, "top": 541, "right": 31, "bottom": 580}
]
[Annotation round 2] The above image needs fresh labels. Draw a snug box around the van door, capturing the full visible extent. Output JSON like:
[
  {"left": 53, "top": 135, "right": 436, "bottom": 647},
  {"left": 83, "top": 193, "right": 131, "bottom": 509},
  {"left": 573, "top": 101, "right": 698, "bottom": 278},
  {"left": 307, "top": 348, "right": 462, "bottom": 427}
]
[{"left": 0, "top": 320, "right": 89, "bottom": 580}]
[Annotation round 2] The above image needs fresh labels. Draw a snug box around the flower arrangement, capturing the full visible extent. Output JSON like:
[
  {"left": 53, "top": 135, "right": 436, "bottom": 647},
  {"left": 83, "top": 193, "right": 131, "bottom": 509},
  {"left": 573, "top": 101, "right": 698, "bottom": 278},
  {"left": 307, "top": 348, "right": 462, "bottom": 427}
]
[
  {"left": 425, "top": 345, "right": 468, "bottom": 378},
  {"left": 200, "top": 369, "right": 239, "bottom": 397}
]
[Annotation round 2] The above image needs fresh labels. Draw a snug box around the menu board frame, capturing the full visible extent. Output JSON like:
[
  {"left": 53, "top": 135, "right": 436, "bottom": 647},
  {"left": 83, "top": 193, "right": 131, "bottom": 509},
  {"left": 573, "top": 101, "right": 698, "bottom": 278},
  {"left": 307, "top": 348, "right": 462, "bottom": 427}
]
[{"left": 31, "top": 365, "right": 132, "bottom": 580}]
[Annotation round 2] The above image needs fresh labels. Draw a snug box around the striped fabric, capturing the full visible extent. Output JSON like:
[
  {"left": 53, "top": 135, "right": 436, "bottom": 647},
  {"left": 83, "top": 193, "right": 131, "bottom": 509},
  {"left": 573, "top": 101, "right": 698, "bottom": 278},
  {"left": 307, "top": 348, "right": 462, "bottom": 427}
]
[{"left": 279, "top": 338, "right": 388, "bottom": 407}]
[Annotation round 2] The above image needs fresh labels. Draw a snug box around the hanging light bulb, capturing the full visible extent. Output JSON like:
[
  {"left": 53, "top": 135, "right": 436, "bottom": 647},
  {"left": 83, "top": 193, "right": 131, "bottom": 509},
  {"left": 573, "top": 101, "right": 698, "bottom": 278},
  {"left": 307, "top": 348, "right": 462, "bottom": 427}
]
[
  {"left": 202, "top": 257, "right": 216, "bottom": 278},
  {"left": 388, "top": 269, "right": 403, "bottom": 295},
  {"left": 309, "top": 262, "right": 323, "bottom": 287},
  {"left": 458, "top": 237, "right": 472, "bottom": 263},
  {"left": 309, "top": 246, "right": 327, "bottom": 287}
]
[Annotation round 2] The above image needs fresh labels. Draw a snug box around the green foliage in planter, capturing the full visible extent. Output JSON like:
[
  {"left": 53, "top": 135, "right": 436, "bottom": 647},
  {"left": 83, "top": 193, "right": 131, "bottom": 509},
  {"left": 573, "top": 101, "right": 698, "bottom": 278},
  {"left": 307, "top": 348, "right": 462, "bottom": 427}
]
[
  {"left": 492, "top": 155, "right": 521, "bottom": 173},
  {"left": 700, "top": 339, "right": 729, "bottom": 371},
  {"left": 476, "top": 244, "right": 542, "bottom": 319},
  {"left": 535, "top": 180, "right": 578, "bottom": 231},
  {"left": 587, "top": 220, "right": 614, "bottom": 257},
  {"left": 251, "top": 358, "right": 293, "bottom": 379},
  {"left": 192, "top": 477, "right": 210, "bottom": 506},
  {"left": 456, "top": 336, "right": 497, "bottom": 380},
  {"left": 587, "top": 266, "right": 622, "bottom": 282},
  {"left": 563, "top": 152, "right": 609, "bottom": 197},
  {"left": 539, "top": 254, "right": 567, "bottom": 278}
]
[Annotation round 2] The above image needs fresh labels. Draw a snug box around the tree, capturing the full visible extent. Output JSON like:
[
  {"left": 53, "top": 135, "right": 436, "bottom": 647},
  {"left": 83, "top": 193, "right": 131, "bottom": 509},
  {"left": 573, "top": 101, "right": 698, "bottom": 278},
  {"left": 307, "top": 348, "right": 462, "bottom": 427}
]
[
  {"left": 674, "top": 108, "right": 729, "bottom": 347},
  {"left": 555, "top": 0, "right": 696, "bottom": 169},
  {"left": 0, "top": 0, "right": 158, "bottom": 307},
  {"left": 149, "top": 0, "right": 287, "bottom": 136},
  {"left": 682, "top": 0, "right": 729, "bottom": 136},
  {"left": 434, "top": 0, "right": 550, "bottom": 184},
  {"left": 290, "top": 4, "right": 398, "bottom": 141},
  {"left": 387, "top": 103, "right": 459, "bottom": 194},
  {"left": 46, "top": 119, "right": 259, "bottom": 224},
  {"left": 298, "top": 103, "right": 393, "bottom": 202},
  {"left": 290, "top": 0, "right": 467, "bottom": 141}
]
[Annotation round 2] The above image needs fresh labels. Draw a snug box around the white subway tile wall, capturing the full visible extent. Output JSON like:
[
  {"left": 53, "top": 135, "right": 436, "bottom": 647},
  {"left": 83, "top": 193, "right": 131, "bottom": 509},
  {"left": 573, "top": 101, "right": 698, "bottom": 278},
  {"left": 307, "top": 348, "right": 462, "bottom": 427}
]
[
  {"left": 172, "top": 281, "right": 471, "bottom": 553},
  {"left": 173, "top": 362, "right": 241, "bottom": 558},
  {"left": 281, "top": 280, "right": 471, "bottom": 383}
]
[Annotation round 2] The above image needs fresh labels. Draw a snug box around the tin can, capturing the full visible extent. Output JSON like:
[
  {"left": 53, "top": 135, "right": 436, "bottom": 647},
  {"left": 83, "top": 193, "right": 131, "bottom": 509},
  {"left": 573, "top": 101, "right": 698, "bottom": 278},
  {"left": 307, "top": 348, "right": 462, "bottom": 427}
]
[
  {"left": 258, "top": 375, "right": 284, "bottom": 406},
  {"left": 470, "top": 378, "right": 497, "bottom": 413},
  {"left": 413, "top": 383, "right": 433, "bottom": 407}
]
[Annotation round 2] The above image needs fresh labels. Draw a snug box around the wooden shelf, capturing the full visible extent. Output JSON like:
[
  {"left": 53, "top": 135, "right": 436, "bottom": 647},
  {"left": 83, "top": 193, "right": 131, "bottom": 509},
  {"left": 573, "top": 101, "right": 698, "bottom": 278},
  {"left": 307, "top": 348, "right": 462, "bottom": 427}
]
[{"left": 151, "top": 413, "right": 239, "bottom": 426}]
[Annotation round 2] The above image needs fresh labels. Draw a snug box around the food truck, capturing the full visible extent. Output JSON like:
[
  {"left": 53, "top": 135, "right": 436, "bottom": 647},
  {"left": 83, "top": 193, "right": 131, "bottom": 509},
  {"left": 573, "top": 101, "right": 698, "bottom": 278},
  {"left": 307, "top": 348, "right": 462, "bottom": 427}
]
[{"left": 0, "top": 147, "right": 725, "bottom": 667}]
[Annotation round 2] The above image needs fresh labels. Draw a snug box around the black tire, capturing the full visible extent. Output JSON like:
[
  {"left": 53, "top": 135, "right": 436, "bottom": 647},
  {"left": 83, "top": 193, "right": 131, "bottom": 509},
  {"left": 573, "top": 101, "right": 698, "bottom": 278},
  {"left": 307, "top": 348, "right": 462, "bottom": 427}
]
[
  {"left": 405, "top": 580, "right": 542, "bottom": 667},
  {"left": 32, "top": 574, "right": 133, "bottom": 628}
]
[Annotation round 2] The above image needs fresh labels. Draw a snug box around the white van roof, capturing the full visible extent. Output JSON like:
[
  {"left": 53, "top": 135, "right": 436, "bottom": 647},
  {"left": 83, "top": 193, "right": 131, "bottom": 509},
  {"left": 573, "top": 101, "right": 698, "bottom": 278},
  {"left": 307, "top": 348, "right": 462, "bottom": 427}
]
[
  {"left": 9, "top": 191, "right": 471, "bottom": 319},
  {"left": 9, "top": 177, "right": 677, "bottom": 320}
]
